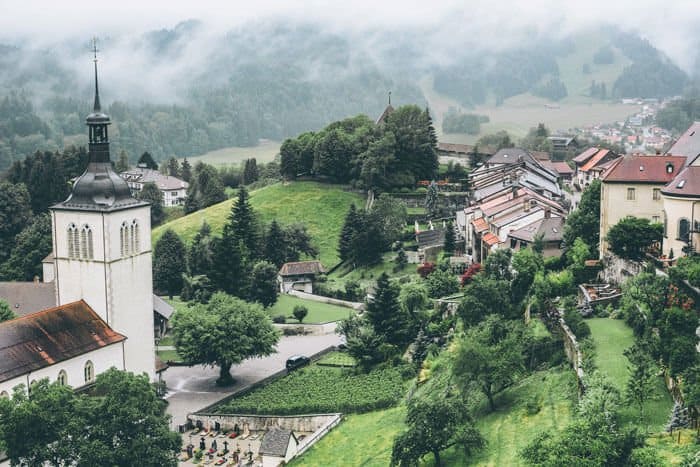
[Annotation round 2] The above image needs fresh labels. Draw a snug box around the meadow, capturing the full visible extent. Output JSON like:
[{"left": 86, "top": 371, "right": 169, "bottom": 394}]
[{"left": 181, "top": 139, "right": 280, "bottom": 167}]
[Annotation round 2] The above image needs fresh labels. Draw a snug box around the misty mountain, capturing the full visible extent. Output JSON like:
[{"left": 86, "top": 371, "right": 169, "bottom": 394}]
[{"left": 0, "top": 21, "right": 690, "bottom": 171}]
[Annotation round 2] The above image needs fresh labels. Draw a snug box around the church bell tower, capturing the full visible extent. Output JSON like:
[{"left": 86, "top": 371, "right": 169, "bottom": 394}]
[{"left": 50, "top": 40, "right": 155, "bottom": 379}]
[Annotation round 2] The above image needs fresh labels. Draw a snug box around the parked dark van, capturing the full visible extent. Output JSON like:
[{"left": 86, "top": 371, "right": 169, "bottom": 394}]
[{"left": 285, "top": 355, "right": 310, "bottom": 371}]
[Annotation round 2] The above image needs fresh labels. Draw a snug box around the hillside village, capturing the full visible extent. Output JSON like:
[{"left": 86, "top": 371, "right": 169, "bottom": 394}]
[{"left": 1, "top": 27, "right": 700, "bottom": 467}]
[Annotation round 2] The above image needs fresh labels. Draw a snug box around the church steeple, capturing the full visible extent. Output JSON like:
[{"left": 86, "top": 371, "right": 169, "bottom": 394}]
[{"left": 86, "top": 38, "right": 111, "bottom": 163}]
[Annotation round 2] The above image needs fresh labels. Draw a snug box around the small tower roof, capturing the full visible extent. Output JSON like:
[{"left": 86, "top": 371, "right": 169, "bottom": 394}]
[{"left": 52, "top": 39, "right": 146, "bottom": 212}]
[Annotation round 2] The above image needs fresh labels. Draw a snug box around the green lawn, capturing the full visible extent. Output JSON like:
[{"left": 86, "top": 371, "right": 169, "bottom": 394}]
[
  {"left": 326, "top": 252, "right": 420, "bottom": 290},
  {"left": 182, "top": 140, "right": 280, "bottom": 167},
  {"left": 317, "top": 351, "right": 356, "bottom": 367},
  {"left": 152, "top": 181, "right": 363, "bottom": 267},
  {"left": 291, "top": 406, "right": 406, "bottom": 467},
  {"left": 156, "top": 349, "right": 183, "bottom": 363},
  {"left": 587, "top": 318, "right": 673, "bottom": 431},
  {"left": 268, "top": 295, "right": 353, "bottom": 324}
]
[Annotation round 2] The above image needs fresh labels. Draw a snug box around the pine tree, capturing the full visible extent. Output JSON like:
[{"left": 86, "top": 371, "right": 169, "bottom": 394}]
[
  {"left": 425, "top": 181, "right": 439, "bottom": 217},
  {"left": 137, "top": 182, "right": 165, "bottom": 226},
  {"left": 115, "top": 150, "right": 129, "bottom": 173},
  {"left": 153, "top": 229, "right": 186, "bottom": 299},
  {"left": 188, "top": 221, "right": 214, "bottom": 276},
  {"left": 166, "top": 157, "right": 180, "bottom": 177},
  {"left": 443, "top": 220, "right": 456, "bottom": 255},
  {"left": 137, "top": 151, "right": 158, "bottom": 170},
  {"left": 180, "top": 158, "right": 192, "bottom": 182},
  {"left": 223, "top": 186, "right": 260, "bottom": 260},
  {"left": 338, "top": 204, "right": 359, "bottom": 263},
  {"left": 365, "top": 272, "right": 414, "bottom": 347},
  {"left": 280, "top": 138, "right": 299, "bottom": 180},
  {"left": 264, "top": 220, "right": 287, "bottom": 267},
  {"left": 242, "top": 158, "right": 259, "bottom": 185}
]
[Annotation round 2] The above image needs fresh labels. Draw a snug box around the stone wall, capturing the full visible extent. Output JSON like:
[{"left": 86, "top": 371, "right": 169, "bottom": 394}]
[
  {"left": 557, "top": 310, "right": 585, "bottom": 397},
  {"left": 188, "top": 413, "right": 341, "bottom": 435},
  {"left": 287, "top": 290, "right": 364, "bottom": 311},
  {"left": 600, "top": 254, "right": 645, "bottom": 285}
]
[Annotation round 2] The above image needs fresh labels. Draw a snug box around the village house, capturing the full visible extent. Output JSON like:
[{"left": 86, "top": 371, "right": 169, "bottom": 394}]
[
  {"left": 572, "top": 147, "right": 621, "bottom": 188},
  {"left": 660, "top": 154, "right": 700, "bottom": 258},
  {"left": 599, "top": 154, "right": 686, "bottom": 257},
  {"left": 259, "top": 427, "right": 299, "bottom": 467},
  {"left": 437, "top": 142, "right": 496, "bottom": 168},
  {"left": 665, "top": 121, "right": 700, "bottom": 164},
  {"left": 507, "top": 215, "right": 565, "bottom": 258},
  {"left": 278, "top": 261, "right": 325, "bottom": 294},
  {"left": 547, "top": 135, "right": 578, "bottom": 151},
  {"left": 121, "top": 165, "right": 189, "bottom": 207}
]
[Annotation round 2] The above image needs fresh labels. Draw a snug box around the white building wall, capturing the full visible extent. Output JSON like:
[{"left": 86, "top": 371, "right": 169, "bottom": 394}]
[
  {"left": 0, "top": 343, "right": 124, "bottom": 396},
  {"left": 51, "top": 204, "right": 155, "bottom": 380}
]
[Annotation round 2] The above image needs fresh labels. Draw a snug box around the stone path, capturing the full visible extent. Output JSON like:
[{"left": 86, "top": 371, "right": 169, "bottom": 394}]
[{"left": 163, "top": 332, "right": 342, "bottom": 428}]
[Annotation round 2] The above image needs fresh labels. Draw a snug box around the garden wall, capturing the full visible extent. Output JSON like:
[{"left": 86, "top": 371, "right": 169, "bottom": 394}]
[
  {"left": 557, "top": 309, "right": 585, "bottom": 397},
  {"left": 288, "top": 290, "right": 364, "bottom": 311},
  {"left": 187, "top": 413, "right": 341, "bottom": 437},
  {"left": 600, "top": 254, "right": 645, "bottom": 285}
]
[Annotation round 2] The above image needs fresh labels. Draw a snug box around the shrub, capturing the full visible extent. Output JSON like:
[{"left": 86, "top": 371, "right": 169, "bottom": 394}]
[
  {"left": 417, "top": 262, "right": 436, "bottom": 278},
  {"left": 272, "top": 315, "right": 287, "bottom": 324},
  {"left": 460, "top": 263, "right": 481, "bottom": 285},
  {"left": 292, "top": 305, "right": 308, "bottom": 323},
  {"left": 525, "top": 394, "right": 543, "bottom": 415}
]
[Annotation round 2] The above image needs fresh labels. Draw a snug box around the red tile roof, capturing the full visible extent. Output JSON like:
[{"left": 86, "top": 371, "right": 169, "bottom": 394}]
[
  {"left": 471, "top": 217, "right": 489, "bottom": 233},
  {"left": 482, "top": 232, "right": 501, "bottom": 246},
  {"left": 661, "top": 166, "right": 700, "bottom": 197},
  {"left": 278, "top": 261, "right": 325, "bottom": 276},
  {"left": 550, "top": 161, "right": 574, "bottom": 175},
  {"left": 0, "top": 300, "right": 125, "bottom": 383},
  {"left": 573, "top": 147, "right": 599, "bottom": 164},
  {"left": 580, "top": 149, "right": 611, "bottom": 172},
  {"left": 602, "top": 155, "right": 687, "bottom": 183}
]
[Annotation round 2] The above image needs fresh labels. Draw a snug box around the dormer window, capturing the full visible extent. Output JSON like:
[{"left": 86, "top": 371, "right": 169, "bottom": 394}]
[{"left": 666, "top": 163, "right": 674, "bottom": 173}]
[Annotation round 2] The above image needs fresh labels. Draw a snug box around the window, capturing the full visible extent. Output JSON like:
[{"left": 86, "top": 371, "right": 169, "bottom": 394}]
[
  {"left": 120, "top": 221, "right": 129, "bottom": 256},
  {"left": 679, "top": 218, "right": 690, "bottom": 243},
  {"left": 653, "top": 188, "right": 661, "bottom": 201},
  {"left": 626, "top": 188, "right": 636, "bottom": 200},
  {"left": 80, "top": 225, "right": 94, "bottom": 260},
  {"left": 67, "top": 223, "right": 78, "bottom": 258},
  {"left": 57, "top": 370, "right": 68, "bottom": 386},
  {"left": 131, "top": 220, "right": 140, "bottom": 254},
  {"left": 84, "top": 361, "right": 95, "bottom": 384}
]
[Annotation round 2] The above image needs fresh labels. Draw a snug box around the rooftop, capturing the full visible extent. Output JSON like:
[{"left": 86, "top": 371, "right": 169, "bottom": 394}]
[
  {"left": 661, "top": 166, "right": 700, "bottom": 198},
  {"left": 573, "top": 147, "right": 600, "bottom": 164},
  {"left": 121, "top": 168, "right": 189, "bottom": 191},
  {"left": 278, "top": 261, "right": 325, "bottom": 276},
  {"left": 666, "top": 122, "right": 700, "bottom": 163},
  {"left": 508, "top": 216, "right": 565, "bottom": 243},
  {"left": 0, "top": 282, "right": 56, "bottom": 317},
  {"left": 486, "top": 148, "right": 536, "bottom": 166},
  {"left": 602, "top": 155, "right": 686, "bottom": 183},
  {"left": 259, "top": 428, "right": 297, "bottom": 457},
  {"left": 580, "top": 149, "right": 611, "bottom": 172},
  {"left": 0, "top": 300, "right": 126, "bottom": 383}
]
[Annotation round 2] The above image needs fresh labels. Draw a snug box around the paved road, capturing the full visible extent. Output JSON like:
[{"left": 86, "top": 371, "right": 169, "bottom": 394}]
[{"left": 163, "top": 332, "right": 342, "bottom": 427}]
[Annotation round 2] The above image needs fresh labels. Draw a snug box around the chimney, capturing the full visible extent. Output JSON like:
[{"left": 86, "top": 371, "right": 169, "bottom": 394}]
[{"left": 544, "top": 208, "right": 551, "bottom": 219}]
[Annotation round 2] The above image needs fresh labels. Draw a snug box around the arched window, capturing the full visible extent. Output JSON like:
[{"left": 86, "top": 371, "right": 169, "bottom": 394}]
[
  {"left": 0, "top": 390, "right": 8, "bottom": 399},
  {"left": 67, "top": 223, "right": 78, "bottom": 258},
  {"left": 679, "top": 218, "right": 690, "bottom": 243},
  {"left": 84, "top": 361, "right": 94, "bottom": 384},
  {"left": 132, "top": 220, "right": 140, "bottom": 253},
  {"left": 57, "top": 370, "right": 68, "bottom": 386},
  {"left": 80, "top": 225, "right": 94, "bottom": 259},
  {"left": 120, "top": 221, "right": 129, "bottom": 256}
]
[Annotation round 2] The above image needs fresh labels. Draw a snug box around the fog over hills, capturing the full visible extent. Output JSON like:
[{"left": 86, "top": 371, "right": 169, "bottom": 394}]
[{"left": 0, "top": 1, "right": 698, "bottom": 168}]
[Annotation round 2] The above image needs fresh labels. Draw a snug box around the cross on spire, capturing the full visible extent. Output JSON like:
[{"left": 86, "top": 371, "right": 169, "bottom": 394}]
[{"left": 92, "top": 37, "right": 101, "bottom": 112}]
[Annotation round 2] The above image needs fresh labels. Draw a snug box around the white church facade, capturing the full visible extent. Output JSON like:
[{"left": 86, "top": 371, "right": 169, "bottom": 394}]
[{"left": 0, "top": 52, "right": 156, "bottom": 398}]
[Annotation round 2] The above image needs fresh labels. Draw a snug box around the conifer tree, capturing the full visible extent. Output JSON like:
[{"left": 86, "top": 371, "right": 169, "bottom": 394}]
[
  {"left": 365, "top": 273, "right": 414, "bottom": 347},
  {"left": 188, "top": 221, "right": 214, "bottom": 276},
  {"left": 264, "top": 220, "right": 287, "bottom": 267},
  {"left": 338, "top": 204, "right": 359, "bottom": 262},
  {"left": 224, "top": 186, "right": 260, "bottom": 259},
  {"left": 166, "top": 157, "right": 180, "bottom": 177},
  {"left": 153, "top": 229, "right": 186, "bottom": 299},
  {"left": 137, "top": 182, "right": 164, "bottom": 226},
  {"left": 114, "top": 150, "right": 129, "bottom": 173},
  {"left": 242, "top": 158, "right": 259, "bottom": 185},
  {"left": 180, "top": 158, "right": 192, "bottom": 182},
  {"left": 443, "top": 220, "right": 456, "bottom": 255},
  {"left": 137, "top": 151, "right": 158, "bottom": 170}
]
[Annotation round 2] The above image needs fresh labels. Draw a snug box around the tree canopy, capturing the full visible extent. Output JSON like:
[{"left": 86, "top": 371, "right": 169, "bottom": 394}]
[
  {"left": 606, "top": 216, "right": 663, "bottom": 260},
  {"left": 171, "top": 292, "right": 279, "bottom": 385}
]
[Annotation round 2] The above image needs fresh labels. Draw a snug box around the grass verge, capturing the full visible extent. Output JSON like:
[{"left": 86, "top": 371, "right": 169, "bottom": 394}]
[{"left": 268, "top": 295, "right": 353, "bottom": 324}]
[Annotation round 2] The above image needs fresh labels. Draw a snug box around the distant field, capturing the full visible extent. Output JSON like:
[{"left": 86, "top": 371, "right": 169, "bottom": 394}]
[
  {"left": 181, "top": 140, "right": 280, "bottom": 166},
  {"left": 268, "top": 295, "right": 352, "bottom": 323},
  {"left": 152, "top": 181, "right": 363, "bottom": 267}
]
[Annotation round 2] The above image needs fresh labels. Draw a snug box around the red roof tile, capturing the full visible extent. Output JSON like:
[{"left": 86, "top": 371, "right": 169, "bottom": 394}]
[
  {"left": 482, "top": 232, "right": 501, "bottom": 246},
  {"left": 573, "top": 147, "right": 599, "bottom": 164},
  {"left": 472, "top": 217, "right": 489, "bottom": 233},
  {"left": 0, "top": 300, "right": 125, "bottom": 383},
  {"left": 602, "top": 155, "right": 687, "bottom": 183},
  {"left": 580, "top": 149, "right": 611, "bottom": 172}
]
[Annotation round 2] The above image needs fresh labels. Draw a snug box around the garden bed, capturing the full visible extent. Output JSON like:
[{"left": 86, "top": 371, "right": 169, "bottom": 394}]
[{"left": 213, "top": 364, "right": 408, "bottom": 415}]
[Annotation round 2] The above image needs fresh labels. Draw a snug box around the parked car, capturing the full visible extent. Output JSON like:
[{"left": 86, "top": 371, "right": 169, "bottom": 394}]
[{"left": 285, "top": 355, "right": 310, "bottom": 371}]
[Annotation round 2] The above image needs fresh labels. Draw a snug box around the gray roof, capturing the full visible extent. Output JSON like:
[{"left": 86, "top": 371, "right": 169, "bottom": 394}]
[
  {"left": 0, "top": 282, "right": 56, "bottom": 317},
  {"left": 259, "top": 428, "right": 297, "bottom": 457},
  {"left": 508, "top": 216, "right": 565, "bottom": 243},
  {"left": 153, "top": 295, "right": 175, "bottom": 320},
  {"left": 121, "top": 168, "right": 189, "bottom": 191},
  {"left": 417, "top": 229, "right": 445, "bottom": 247},
  {"left": 486, "top": 148, "right": 536, "bottom": 166},
  {"left": 666, "top": 122, "right": 700, "bottom": 165}
]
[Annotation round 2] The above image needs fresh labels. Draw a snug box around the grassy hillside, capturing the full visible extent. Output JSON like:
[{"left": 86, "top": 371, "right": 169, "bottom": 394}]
[{"left": 152, "top": 181, "right": 363, "bottom": 267}]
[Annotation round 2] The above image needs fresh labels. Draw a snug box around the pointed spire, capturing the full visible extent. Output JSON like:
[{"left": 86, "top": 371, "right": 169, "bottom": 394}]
[
  {"left": 92, "top": 37, "right": 101, "bottom": 112},
  {"left": 388, "top": 90, "right": 391, "bottom": 106}
]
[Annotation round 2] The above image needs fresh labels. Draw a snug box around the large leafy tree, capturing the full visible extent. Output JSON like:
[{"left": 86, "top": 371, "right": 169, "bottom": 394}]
[
  {"left": 0, "top": 182, "right": 32, "bottom": 264},
  {"left": 171, "top": 292, "right": 279, "bottom": 385},
  {"left": 511, "top": 247, "right": 544, "bottom": 305},
  {"left": 0, "top": 370, "right": 181, "bottom": 467},
  {"left": 563, "top": 179, "right": 601, "bottom": 253},
  {"left": 153, "top": 229, "right": 186, "bottom": 299},
  {"left": 453, "top": 315, "right": 526, "bottom": 411},
  {"left": 384, "top": 105, "right": 438, "bottom": 182},
  {"left": 137, "top": 182, "right": 165, "bottom": 226},
  {"left": 264, "top": 221, "right": 317, "bottom": 268},
  {"left": 371, "top": 194, "right": 408, "bottom": 246},
  {"left": 0, "top": 213, "right": 52, "bottom": 281},
  {"left": 184, "top": 162, "right": 226, "bottom": 214},
  {"left": 391, "top": 397, "right": 484, "bottom": 467},
  {"left": 280, "top": 138, "right": 300, "bottom": 180},
  {"left": 458, "top": 276, "right": 513, "bottom": 325},
  {"left": 483, "top": 248, "right": 513, "bottom": 282},
  {"left": 606, "top": 216, "right": 663, "bottom": 260}
]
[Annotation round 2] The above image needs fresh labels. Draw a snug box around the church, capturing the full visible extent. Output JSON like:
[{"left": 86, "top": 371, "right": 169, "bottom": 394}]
[{"left": 0, "top": 52, "right": 156, "bottom": 397}]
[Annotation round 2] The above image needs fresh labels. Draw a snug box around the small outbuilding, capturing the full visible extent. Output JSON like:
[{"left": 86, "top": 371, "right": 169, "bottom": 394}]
[
  {"left": 259, "top": 427, "right": 299, "bottom": 467},
  {"left": 278, "top": 261, "right": 325, "bottom": 294}
]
